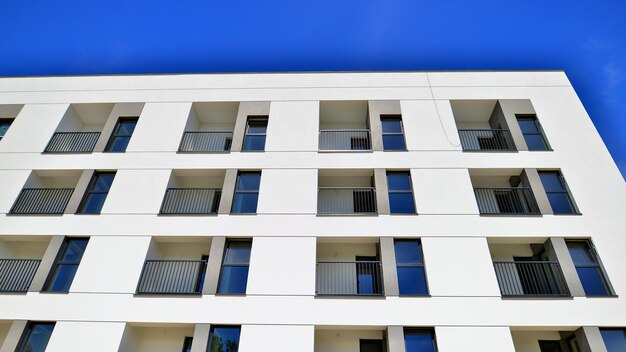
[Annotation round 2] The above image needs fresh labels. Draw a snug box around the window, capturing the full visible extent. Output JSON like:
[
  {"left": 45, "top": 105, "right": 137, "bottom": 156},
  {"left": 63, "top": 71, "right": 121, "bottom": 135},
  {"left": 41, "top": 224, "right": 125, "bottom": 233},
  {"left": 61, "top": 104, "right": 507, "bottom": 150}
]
[
  {"left": 77, "top": 172, "right": 115, "bottom": 214},
  {"left": 600, "top": 328, "right": 626, "bottom": 352},
  {"left": 17, "top": 322, "right": 55, "bottom": 352},
  {"left": 0, "top": 119, "right": 14, "bottom": 141},
  {"left": 404, "top": 328, "right": 437, "bottom": 352},
  {"left": 381, "top": 115, "right": 406, "bottom": 151},
  {"left": 208, "top": 326, "right": 240, "bottom": 352},
  {"left": 231, "top": 171, "right": 261, "bottom": 214},
  {"left": 181, "top": 336, "right": 193, "bottom": 352},
  {"left": 242, "top": 116, "right": 267, "bottom": 151},
  {"left": 105, "top": 117, "right": 138, "bottom": 152},
  {"left": 218, "top": 240, "right": 251, "bottom": 294},
  {"left": 539, "top": 171, "right": 579, "bottom": 214},
  {"left": 360, "top": 339, "right": 384, "bottom": 352},
  {"left": 394, "top": 240, "right": 428, "bottom": 295},
  {"left": 44, "top": 238, "right": 89, "bottom": 292},
  {"left": 517, "top": 115, "right": 550, "bottom": 151},
  {"left": 566, "top": 240, "right": 613, "bottom": 296},
  {"left": 387, "top": 171, "right": 416, "bottom": 214},
  {"left": 538, "top": 341, "right": 563, "bottom": 352}
]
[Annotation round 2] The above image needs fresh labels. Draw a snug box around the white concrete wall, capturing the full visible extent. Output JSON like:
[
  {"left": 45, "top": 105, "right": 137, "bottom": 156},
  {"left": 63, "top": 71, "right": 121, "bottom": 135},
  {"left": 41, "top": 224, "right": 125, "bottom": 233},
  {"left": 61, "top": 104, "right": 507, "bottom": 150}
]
[
  {"left": 45, "top": 321, "right": 126, "bottom": 352},
  {"left": 401, "top": 100, "right": 461, "bottom": 151},
  {"left": 436, "top": 326, "right": 516, "bottom": 352},
  {"left": 265, "top": 101, "right": 318, "bottom": 151},
  {"left": 101, "top": 169, "right": 171, "bottom": 214},
  {"left": 0, "top": 170, "right": 30, "bottom": 213},
  {"left": 0, "top": 104, "right": 68, "bottom": 153},
  {"left": 411, "top": 169, "right": 478, "bottom": 214},
  {"left": 126, "top": 103, "right": 190, "bottom": 152},
  {"left": 239, "top": 325, "right": 314, "bottom": 352},
  {"left": 256, "top": 169, "right": 317, "bottom": 214}
]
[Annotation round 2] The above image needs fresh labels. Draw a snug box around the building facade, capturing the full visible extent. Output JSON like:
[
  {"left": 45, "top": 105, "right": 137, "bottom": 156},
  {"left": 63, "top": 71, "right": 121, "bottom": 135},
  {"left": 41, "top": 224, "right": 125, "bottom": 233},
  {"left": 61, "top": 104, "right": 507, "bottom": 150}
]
[{"left": 0, "top": 71, "right": 624, "bottom": 352}]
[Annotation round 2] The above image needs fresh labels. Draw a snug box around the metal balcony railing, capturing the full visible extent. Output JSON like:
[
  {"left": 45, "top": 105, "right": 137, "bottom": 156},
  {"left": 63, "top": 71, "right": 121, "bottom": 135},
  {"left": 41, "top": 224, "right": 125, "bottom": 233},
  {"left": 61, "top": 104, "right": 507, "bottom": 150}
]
[
  {"left": 44, "top": 132, "right": 101, "bottom": 153},
  {"left": 10, "top": 188, "right": 75, "bottom": 215},
  {"left": 316, "top": 261, "right": 384, "bottom": 296},
  {"left": 493, "top": 261, "right": 570, "bottom": 297},
  {"left": 319, "top": 130, "right": 372, "bottom": 151},
  {"left": 136, "top": 260, "right": 207, "bottom": 294},
  {"left": 0, "top": 259, "right": 41, "bottom": 292},
  {"left": 458, "top": 129, "right": 516, "bottom": 151},
  {"left": 474, "top": 187, "right": 540, "bottom": 215},
  {"left": 179, "top": 132, "right": 233, "bottom": 152},
  {"left": 318, "top": 187, "right": 377, "bottom": 215},
  {"left": 160, "top": 188, "right": 222, "bottom": 214}
]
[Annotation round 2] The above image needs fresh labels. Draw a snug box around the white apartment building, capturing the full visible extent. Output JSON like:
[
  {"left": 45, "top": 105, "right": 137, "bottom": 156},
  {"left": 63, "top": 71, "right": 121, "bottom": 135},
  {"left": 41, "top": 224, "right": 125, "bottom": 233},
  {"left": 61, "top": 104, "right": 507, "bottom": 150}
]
[{"left": 0, "top": 71, "right": 624, "bottom": 352}]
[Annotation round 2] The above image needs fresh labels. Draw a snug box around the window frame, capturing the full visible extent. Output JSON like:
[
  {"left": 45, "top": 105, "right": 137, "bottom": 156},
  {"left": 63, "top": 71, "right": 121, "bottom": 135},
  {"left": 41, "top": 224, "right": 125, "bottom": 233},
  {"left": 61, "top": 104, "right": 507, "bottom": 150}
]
[
  {"left": 207, "top": 325, "right": 241, "bottom": 352},
  {"left": 242, "top": 116, "right": 268, "bottom": 152},
  {"left": 380, "top": 114, "right": 407, "bottom": 151},
  {"left": 566, "top": 239, "right": 615, "bottom": 297},
  {"left": 516, "top": 114, "right": 551, "bottom": 151},
  {"left": 43, "top": 237, "right": 89, "bottom": 293},
  {"left": 231, "top": 171, "right": 261, "bottom": 214},
  {"left": 76, "top": 171, "right": 116, "bottom": 214},
  {"left": 0, "top": 118, "right": 14, "bottom": 141},
  {"left": 217, "top": 239, "right": 252, "bottom": 295},
  {"left": 386, "top": 171, "right": 417, "bottom": 214},
  {"left": 181, "top": 336, "right": 193, "bottom": 352},
  {"left": 539, "top": 171, "right": 580, "bottom": 215},
  {"left": 404, "top": 328, "right": 438, "bottom": 352},
  {"left": 394, "top": 239, "right": 429, "bottom": 296},
  {"left": 16, "top": 322, "right": 56, "bottom": 352},
  {"left": 104, "top": 117, "right": 139, "bottom": 153}
]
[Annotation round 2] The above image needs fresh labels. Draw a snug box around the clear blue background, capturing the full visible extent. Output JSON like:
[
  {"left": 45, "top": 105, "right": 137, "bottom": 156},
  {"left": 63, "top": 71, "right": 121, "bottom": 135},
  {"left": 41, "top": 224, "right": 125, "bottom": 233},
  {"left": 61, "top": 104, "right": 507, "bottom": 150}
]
[{"left": 0, "top": 1, "right": 624, "bottom": 178}]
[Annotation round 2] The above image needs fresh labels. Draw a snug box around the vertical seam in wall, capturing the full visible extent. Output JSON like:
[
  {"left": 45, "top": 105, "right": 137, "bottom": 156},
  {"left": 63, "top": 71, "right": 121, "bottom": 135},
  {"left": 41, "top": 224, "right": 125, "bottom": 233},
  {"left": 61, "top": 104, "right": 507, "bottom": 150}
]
[{"left": 425, "top": 73, "right": 461, "bottom": 148}]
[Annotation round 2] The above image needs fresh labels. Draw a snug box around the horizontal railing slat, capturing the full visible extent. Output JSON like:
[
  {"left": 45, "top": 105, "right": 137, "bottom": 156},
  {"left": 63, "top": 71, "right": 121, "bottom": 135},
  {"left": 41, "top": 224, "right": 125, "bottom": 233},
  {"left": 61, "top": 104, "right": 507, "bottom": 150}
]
[
  {"left": 318, "top": 187, "right": 377, "bottom": 214},
  {"left": 179, "top": 132, "right": 233, "bottom": 152},
  {"left": 319, "top": 130, "right": 372, "bottom": 151},
  {"left": 10, "top": 188, "right": 74, "bottom": 215},
  {"left": 136, "top": 260, "right": 207, "bottom": 294},
  {"left": 474, "top": 187, "right": 540, "bottom": 215},
  {"left": 493, "top": 261, "right": 569, "bottom": 296},
  {"left": 0, "top": 259, "right": 41, "bottom": 292},
  {"left": 44, "top": 132, "right": 101, "bottom": 153},
  {"left": 459, "top": 129, "right": 515, "bottom": 151}
]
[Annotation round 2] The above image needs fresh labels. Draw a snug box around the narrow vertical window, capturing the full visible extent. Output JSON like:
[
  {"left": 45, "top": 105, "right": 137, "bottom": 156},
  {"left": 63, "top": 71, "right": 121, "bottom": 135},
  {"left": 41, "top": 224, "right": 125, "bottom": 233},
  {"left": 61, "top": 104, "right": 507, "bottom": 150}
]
[
  {"left": 566, "top": 240, "right": 613, "bottom": 296},
  {"left": 539, "top": 171, "right": 579, "bottom": 214},
  {"left": 77, "top": 172, "right": 116, "bottom": 214},
  {"left": 231, "top": 171, "right": 261, "bottom": 214},
  {"left": 517, "top": 115, "right": 550, "bottom": 151},
  {"left": 387, "top": 171, "right": 416, "bottom": 214},
  {"left": 0, "top": 119, "right": 14, "bottom": 141},
  {"left": 218, "top": 240, "right": 251, "bottom": 294},
  {"left": 105, "top": 117, "right": 138, "bottom": 152},
  {"left": 17, "top": 322, "right": 55, "bottom": 352},
  {"left": 600, "top": 328, "right": 626, "bottom": 352},
  {"left": 181, "top": 336, "right": 193, "bottom": 352},
  {"left": 208, "top": 326, "right": 241, "bottom": 352},
  {"left": 242, "top": 116, "right": 267, "bottom": 151},
  {"left": 44, "top": 238, "right": 89, "bottom": 292},
  {"left": 404, "top": 328, "right": 437, "bottom": 352},
  {"left": 394, "top": 240, "right": 428, "bottom": 295},
  {"left": 381, "top": 115, "right": 406, "bottom": 151}
]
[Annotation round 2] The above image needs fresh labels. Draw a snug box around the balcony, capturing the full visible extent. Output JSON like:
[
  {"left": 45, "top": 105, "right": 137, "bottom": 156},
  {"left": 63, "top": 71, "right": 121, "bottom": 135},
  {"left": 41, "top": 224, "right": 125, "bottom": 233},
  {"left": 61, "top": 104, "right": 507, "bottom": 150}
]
[
  {"left": 10, "top": 188, "right": 74, "bottom": 215},
  {"left": 511, "top": 328, "right": 583, "bottom": 352},
  {"left": 458, "top": 129, "right": 515, "bottom": 151},
  {"left": 318, "top": 170, "right": 378, "bottom": 215},
  {"left": 179, "top": 102, "right": 237, "bottom": 152},
  {"left": 160, "top": 170, "right": 225, "bottom": 215},
  {"left": 451, "top": 100, "right": 518, "bottom": 152},
  {"left": 179, "top": 132, "right": 232, "bottom": 152},
  {"left": 118, "top": 324, "right": 195, "bottom": 352},
  {"left": 319, "top": 101, "right": 371, "bottom": 151},
  {"left": 470, "top": 169, "right": 540, "bottom": 215},
  {"left": 0, "top": 236, "right": 49, "bottom": 293},
  {"left": 44, "top": 132, "right": 101, "bottom": 153},
  {"left": 43, "top": 103, "right": 112, "bottom": 153},
  {"left": 319, "top": 129, "right": 372, "bottom": 151},
  {"left": 315, "top": 327, "right": 388, "bottom": 352}
]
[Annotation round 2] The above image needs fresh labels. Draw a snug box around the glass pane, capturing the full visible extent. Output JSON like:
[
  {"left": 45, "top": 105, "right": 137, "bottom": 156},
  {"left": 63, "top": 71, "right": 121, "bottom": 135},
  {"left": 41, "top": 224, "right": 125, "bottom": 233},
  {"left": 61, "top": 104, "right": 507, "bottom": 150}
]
[
  {"left": 539, "top": 173, "right": 564, "bottom": 192},
  {"left": 231, "top": 193, "right": 259, "bottom": 213},
  {"left": 600, "top": 329, "right": 626, "bottom": 352},
  {"left": 209, "top": 326, "right": 241, "bottom": 352},
  {"left": 360, "top": 340, "right": 384, "bottom": 352},
  {"left": 389, "top": 193, "right": 416, "bottom": 214},
  {"left": 79, "top": 193, "right": 108, "bottom": 214},
  {"left": 18, "top": 323, "right": 55, "bottom": 352},
  {"left": 546, "top": 193, "right": 575, "bottom": 214},
  {"left": 60, "top": 239, "right": 89, "bottom": 261},
  {"left": 116, "top": 120, "right": 137, "bottom": 135},
  {"left": 182, "top": 337, "right": 193, "bottom": 352},
  {"left": 224, "top": 242, "right": 252, "bottom": 264},
  {"left": 404, "top": 330, "right": 435, "bottom": 352},
  {"left": 518, "top": 118, "right": 540, "bottom": 133},
  {"left": 381, "top": 118, "right": 402, "bottom": 133},
  {"left": 92, "top": 174, "right": 115, "bottom": 192},
  {"left": 397, "top": 267, "right": 428, "bottom": 295},
  {"left": 236, "top": 173, "right": 261, "bottom": 190},
  {"left": 387, "top": 172, "right": 412, "bottom": 191},
  {"left": 394, "top": 240, "right": 422, "bottom": 264},
  {"left": 242, "top": 135, "right": 266, "bottom": 151},
  {"left": 577, "top": 267, "right": 610, "bottom": 296},
  {"left": 218, "top": 266, "right": 249, "bottom": 294},
  {"left": 567, "top": 242, "right": 596, "bottom": 264},
  {"left": 383, "top": 135, "right": 406, "bottom": 150},
  {"left": 106, "top": 136, "right": 131, "bottom": 152},
  {"left": 524, "top": 134, "right": 548, "bottom": 151},
  {"left": 246, "top": 120, "right": 267, "bottom": 134},
  {"left": 46, "top": 264, "right": 79, "bottom": 292},
  {"left": 538, "top": 341, "right": 563, "bottom": 352},
  {"left": 0, "top": 121, "right": 12, "bottom": 137}
]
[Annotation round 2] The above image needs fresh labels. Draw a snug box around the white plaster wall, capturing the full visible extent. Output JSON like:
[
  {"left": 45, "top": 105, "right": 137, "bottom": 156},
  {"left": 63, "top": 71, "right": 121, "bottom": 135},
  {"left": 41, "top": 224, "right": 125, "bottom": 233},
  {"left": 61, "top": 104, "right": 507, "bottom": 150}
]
[
  {"left": 314, "top": 329, "right": 384, "bottom": 352},
  {"left": 422, "top": 237, "right": 501, "bottom": 297},
  {"left": 0, "top": 170, "right": 30, "bottom": 213},
  {"left": 411, "top": 169, "right": 478, "bottom": 214},
  {"left": 70, "top": 236, "right": 151, "bottom": 294},
  {"left": 256, "top": 169, "right": 317, "bottom": 214},
  {"left": 0, "top": 238, "right": 47, "bottom": 258},
  {"left": 265, "top": 101, "right": 319, "bottom": 151},
  {"left": 247, "top": 237, "right": 316, "bottom": 295},
  {"left": 0, "top": 104, "right": 68, "bottom": 153},
  {"left": 101, "top": 169, "right": 171, "bottom": 214},
  {"left": 511, "top": 331, "right": 563, "bottom": 352},
  {"left": 401, "top": 100, "right": 461, "bottom": 151},
  {"left": 126, "top": 103, "right": 191, "bottom": 152},
  {"left": 239, "top": 325, "right": 314, "bottom": 352},
  {"left": 45, "top": 321, "right": 126, "bottom": 352},
  {"left": 435, "top": 326, "right": 515, "bottom": 352},
  {"left": 0, "top": 321, "right": 10, "bottom": 346}
]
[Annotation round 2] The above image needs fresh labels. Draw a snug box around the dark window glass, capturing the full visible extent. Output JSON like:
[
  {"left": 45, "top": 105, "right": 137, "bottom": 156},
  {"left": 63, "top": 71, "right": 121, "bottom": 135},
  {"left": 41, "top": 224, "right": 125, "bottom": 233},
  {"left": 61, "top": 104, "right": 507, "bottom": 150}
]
[
  {"left": 105, "top": 117, "right": 138, "bottom": 152},
  {"left": 539, "top": 171, "right": 578, "bottom": 214},
  {"left": 538, "top": 341, "right": 563, "bottom": 352},
  {"left": 567, "top": 241, "right": 612, "bottom": 296},
  {"left": 231, "top": 172, "right": 261, "bottom": 214},
  {"left": 387, "top": 171, "right": 416, "bottom": 214},
  {"left": 182, "top": 336, "right": 193, "bottom": 352},
  {"left": 395, "top": 240, "right": 428, "bottom": 295},
  {"left": 517, "top": 116, "right": 550, "bottom": 151},
  {"left": 600, "top": 329, "right": 626, "bottom": 352},
  {"left": 17, "top": 322, "right": 55, "bottom": 352},
  {"left": 360, "top": 339, "right": 384, "bottom": 352},
  {"left": 208, "top": 326, "right": 240, "bottom": 352},
  {"left": 404, "top": 329, "right": 436, "bottom": 352},
  {"left": 218, "top": 240, "right": 251, "bottom": 294},
  {"left": 44, "top": 238, "right": 89, "bottom": 292},
  {"left": 0, "top": 119, "right": 14, "bottom": 140},
  {"left": 77, "top": 172, "right": 115, "bottom": 214},
  {"left": 242, "top": 117, "right": 267, "bottom": 151},
  {"left": 381, "top": 115, "right": 406, "bottom": 151}
]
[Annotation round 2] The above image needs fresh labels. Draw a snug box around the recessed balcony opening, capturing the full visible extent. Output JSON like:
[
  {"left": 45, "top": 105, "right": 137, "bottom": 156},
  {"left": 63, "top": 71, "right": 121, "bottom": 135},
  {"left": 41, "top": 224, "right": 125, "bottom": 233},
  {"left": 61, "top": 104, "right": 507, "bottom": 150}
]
[
  {"left": 316, "top": 238, "right": 383, "bottom": 296},
  {"left": 488, "top": 238, "right": 569, "bottom": 297},
  {"left": 160, "top": 170, "right": 225, "bottom": 215},
  {"left": 319, "top": 101, "right": 371, "bottom": 151},
  {"left": 44, "top": 104, "right": 113, "bottom": 153},
  {"left": 0, "top": 320, "right": 11, "bottom": 347},
  {"left": 118, "top": 323, "right": 195, "bottom": 352},
  {"left": 511, "top": 327, "right": 582, "bottom": 352},
  {"left": 451, "top": 100, "right": 516, "bottom": 152},
  {"left": 0, "top": 104, "right": 24, "bottom": 141},
  {"left": 318, "top": 170, "right": 377, "bottom": 215},
  {"left": 315, "top": 326, "right": 387, "bottom": 352},
  {"left": 179, "top": 102, "right": 238, "bottom": 152},
  {"left": 136, "top": 237, "right": 211, "bottom": 295},
  {"left": 469, "top": 169, "right": 540, "bottom": 215},
  {"left": 10, "top": 170, "right": 82, "bottom": 215},
  {"left": 0, "top": 236, "right": 50, "bottom": 293}
]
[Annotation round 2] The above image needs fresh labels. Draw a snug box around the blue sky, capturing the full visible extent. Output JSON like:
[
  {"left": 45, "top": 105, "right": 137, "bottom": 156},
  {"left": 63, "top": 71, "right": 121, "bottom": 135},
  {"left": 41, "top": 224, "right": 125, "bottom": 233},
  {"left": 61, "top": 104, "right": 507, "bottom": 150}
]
[{"left": 1, "top": 1, "right": 624, "bottom": 178}]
